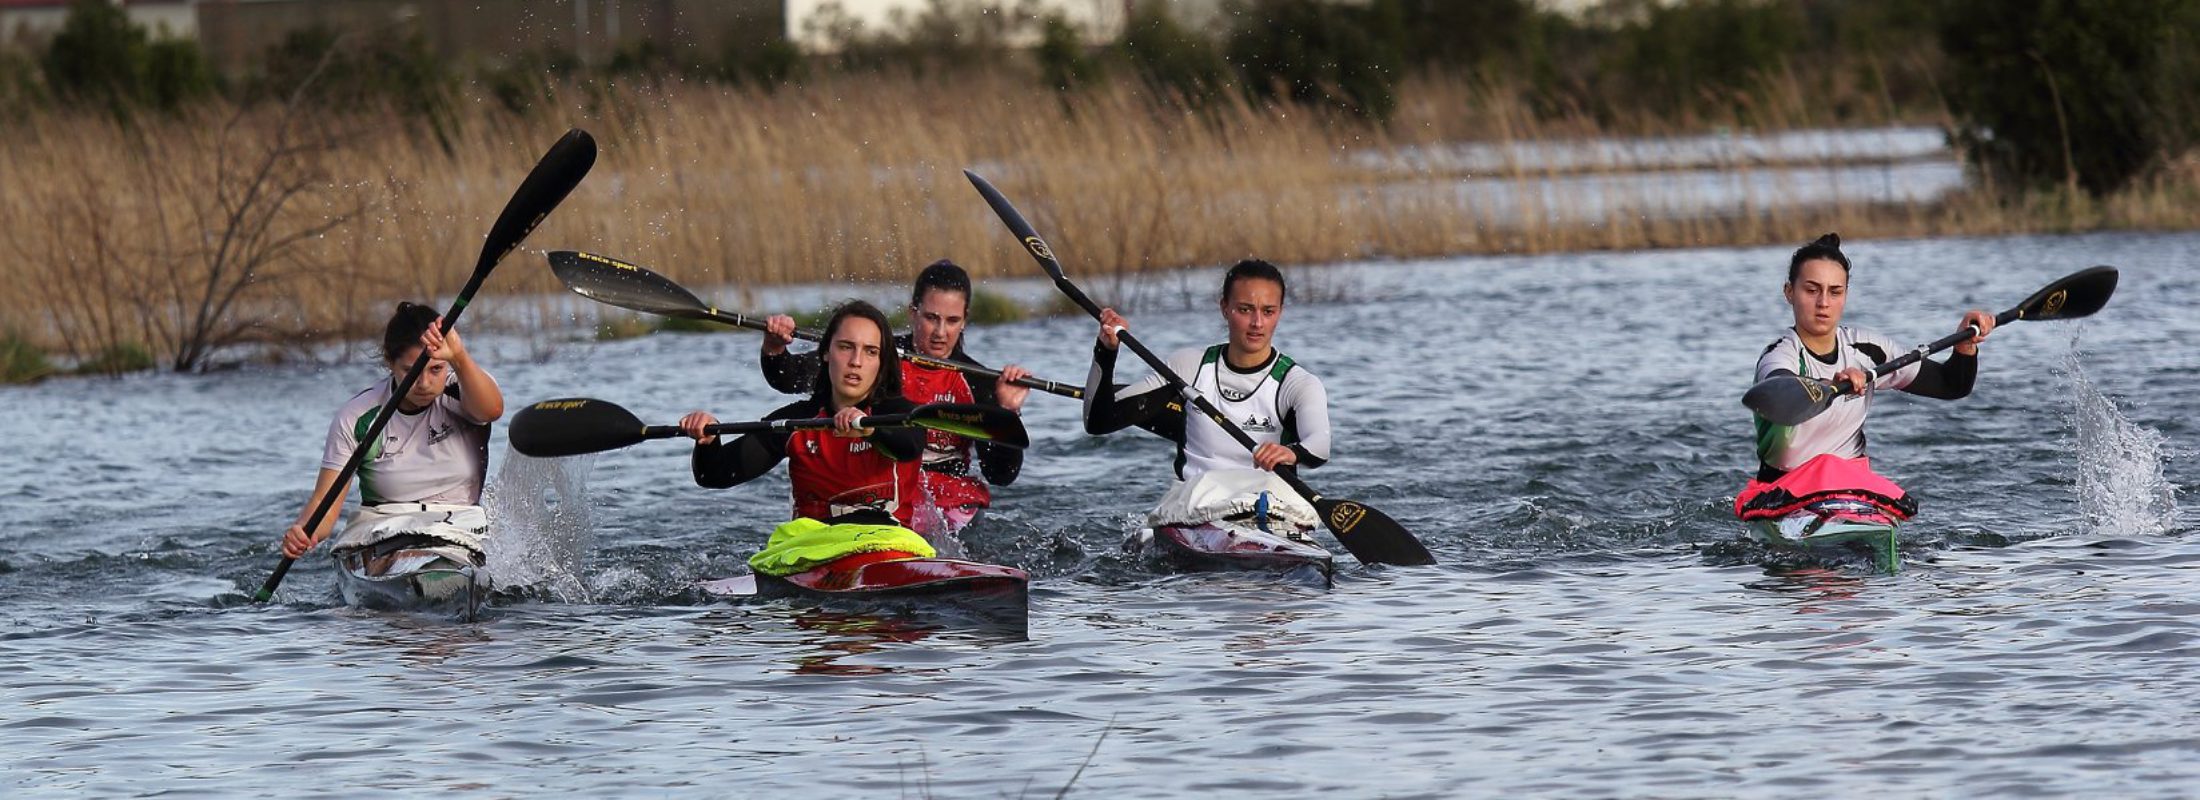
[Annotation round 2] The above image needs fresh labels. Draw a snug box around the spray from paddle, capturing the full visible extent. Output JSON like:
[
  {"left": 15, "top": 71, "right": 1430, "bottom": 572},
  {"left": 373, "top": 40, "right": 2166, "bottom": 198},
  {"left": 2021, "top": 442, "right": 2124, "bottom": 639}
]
[
  {"left": 2062, "top": 346, "right": 2178, "bottom": 537},
  {"left": 482, "top": 451, "right": 599, "bottom": 602}
]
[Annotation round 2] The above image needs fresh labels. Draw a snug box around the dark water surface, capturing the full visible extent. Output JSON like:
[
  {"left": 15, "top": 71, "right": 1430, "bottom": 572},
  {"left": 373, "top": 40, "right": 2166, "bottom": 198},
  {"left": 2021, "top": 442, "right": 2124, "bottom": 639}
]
[{"left": 4, "top": 232, "right": 2194, "bottom": 797}]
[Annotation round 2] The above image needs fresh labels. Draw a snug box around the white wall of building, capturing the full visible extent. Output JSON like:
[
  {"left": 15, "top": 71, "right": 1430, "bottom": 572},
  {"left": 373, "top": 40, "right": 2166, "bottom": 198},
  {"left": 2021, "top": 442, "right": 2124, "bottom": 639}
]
[{"left": 787, "top": 0, "right": 1128, "bottom": 50}]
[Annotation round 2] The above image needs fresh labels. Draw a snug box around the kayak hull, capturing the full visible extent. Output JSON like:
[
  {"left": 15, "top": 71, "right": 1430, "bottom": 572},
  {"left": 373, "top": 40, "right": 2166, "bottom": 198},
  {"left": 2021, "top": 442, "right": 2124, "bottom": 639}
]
[
  {"left": 334, "top": 536, "right": 488, "bottom": 621},
  {"left": 1747, "top": 498, "right": 1901, "bottom": 572},
  {"left": 752, "top": 550, "right": 1029, "bottom": 605},
  {"left": 1137, "top": 522, "right": 1335, "bottom": 581}
]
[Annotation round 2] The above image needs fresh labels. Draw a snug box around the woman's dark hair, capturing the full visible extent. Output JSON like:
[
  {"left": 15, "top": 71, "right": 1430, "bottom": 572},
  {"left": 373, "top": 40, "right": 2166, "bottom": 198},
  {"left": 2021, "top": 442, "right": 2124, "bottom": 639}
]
[
  {"left": 1786, "top": 233, "right": 1850, "bottom": 283},
  {"left": 911, "top": 259, "right": 972, "bottom": 310},
  {"left": 381, "top": 301, "right": 439, "bottom": 363},
  {"left": 1220, "top": 259, "right": 1288, "bottom": 304},
  {"left": 813, "top": 299, "right": 902, "bottom": 406}
]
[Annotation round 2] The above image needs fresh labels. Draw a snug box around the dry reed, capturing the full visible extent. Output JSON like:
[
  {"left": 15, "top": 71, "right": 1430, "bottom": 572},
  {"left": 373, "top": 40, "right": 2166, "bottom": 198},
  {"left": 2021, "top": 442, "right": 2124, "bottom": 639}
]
[{"left": 2, "top": 70, "right": 2193, "bottom": 369}]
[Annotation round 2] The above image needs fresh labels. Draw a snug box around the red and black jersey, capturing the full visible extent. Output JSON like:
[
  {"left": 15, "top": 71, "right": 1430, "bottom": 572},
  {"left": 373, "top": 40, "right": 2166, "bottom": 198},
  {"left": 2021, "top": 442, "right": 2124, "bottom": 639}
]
[
  {"left": 760, "top": 333, "right": 1023, "bottom": 506},
  {"left": 692, "top": 395, "right": 925, "bottom": 525}
]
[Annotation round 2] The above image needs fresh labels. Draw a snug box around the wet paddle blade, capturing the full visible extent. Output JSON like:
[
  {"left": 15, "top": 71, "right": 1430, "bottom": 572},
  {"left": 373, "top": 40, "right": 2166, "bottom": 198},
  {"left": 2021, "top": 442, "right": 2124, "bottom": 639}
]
[
  {"left": 1313, "top": 496, "right": 1435, "bottom": 566},
  {"left": 1742, "top": 373, "right": 1841, "bottom": 426},
  {"left": 547, "top": 250, "right": 716, "bottom": 320},
  {"left": 510, "top": 397, "right": 650, "bottom": 457},
  {"left": 2014, "top": 265, "right": 2118, "bottom": 322},
  {"left": 910, "top": 403, "right": 1029, "bottom": 449}
]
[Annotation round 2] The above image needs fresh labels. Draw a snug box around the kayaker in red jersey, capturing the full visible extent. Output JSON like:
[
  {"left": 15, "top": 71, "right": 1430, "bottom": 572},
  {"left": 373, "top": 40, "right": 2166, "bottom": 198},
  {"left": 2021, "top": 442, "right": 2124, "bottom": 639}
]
[
  {"left": 280, "top": 302, "right": 505, "bottom": 561},
  {"left": 1736, "top": 233, "right": 1995, "bottom": 520},
  {"left": 1082, "top": 259, "right": 1333, "bottom": 482},
  {"left": 681, "top": 300, "right": 926, "bottom": 526},
  {"left": 756, "top": 260, "right": 1031, "bottom": 540}
]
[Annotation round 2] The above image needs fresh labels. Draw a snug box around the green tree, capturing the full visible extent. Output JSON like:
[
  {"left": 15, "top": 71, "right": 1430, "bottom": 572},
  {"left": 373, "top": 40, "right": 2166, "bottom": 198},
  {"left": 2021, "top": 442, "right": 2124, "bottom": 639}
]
[
  {"left": 1035, "top": 14, "right": 1101, "bottom": 92},
  {"left": 1118, "top": 4, "right": 1231, "bottom": 107},
  {"left": 1940, "top": 0, "right": 2191, "bottom": 196},
  {"left": 1224, "top": 0, "right": 1405, "bottom": 120},
  {"left": 41, "top": 0, "right": 148, "bottom": 110}
]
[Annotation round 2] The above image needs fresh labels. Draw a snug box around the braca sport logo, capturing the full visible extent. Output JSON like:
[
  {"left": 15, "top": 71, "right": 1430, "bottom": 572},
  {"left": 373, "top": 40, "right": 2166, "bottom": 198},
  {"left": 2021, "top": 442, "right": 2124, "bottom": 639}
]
[
  {"left": 1023, "top": 236, "right": 1055, "bottom": 261},
  {"left": 2040, "top": 288, "right": 2068, "bottom": 317},
  {"left": 1328, "top": 501, "right": 1367, "bottom": 533}
]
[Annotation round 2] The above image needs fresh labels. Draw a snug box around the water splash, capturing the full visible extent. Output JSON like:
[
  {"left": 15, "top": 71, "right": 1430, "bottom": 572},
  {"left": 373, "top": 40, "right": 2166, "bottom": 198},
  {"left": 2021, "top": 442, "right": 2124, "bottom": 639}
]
[
  {"left": 482, "top": 451, "right": 598, "bottom": 601},
  {"left": 2064, "top": 347, "right": 2178, "bottom": 537}
]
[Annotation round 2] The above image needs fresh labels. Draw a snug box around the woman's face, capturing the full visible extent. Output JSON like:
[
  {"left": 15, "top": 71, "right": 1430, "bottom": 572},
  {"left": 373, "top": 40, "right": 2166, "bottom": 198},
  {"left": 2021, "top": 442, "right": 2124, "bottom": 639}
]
[
  {"left": 826, "top": 316, "right": 885, "bottom": 405},
  {"left": 1220, "top": 277, "right": 1285, "bottom": 360},
  {"left": 910, "top": 288, "right": 968, "bottom": 360},
  {"left": 387, "top": 346, "right": 450, "bottom": 409},
  {"left": 1783, "top": 258, "right": 1849, "bottom": 340}
]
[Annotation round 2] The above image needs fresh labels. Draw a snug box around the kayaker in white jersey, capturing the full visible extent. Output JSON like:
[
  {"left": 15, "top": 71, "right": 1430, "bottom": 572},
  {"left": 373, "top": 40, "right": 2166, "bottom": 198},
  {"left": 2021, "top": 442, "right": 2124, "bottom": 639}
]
[
  {"left": 1082, "top": 259, "right": 1331, "bottom": 483},
  {"left": 1737, "top": 233, "right": 1993, "bottom": 516},
  {"left": 280, "top": 302, "right": 505, "bottom": 560}
]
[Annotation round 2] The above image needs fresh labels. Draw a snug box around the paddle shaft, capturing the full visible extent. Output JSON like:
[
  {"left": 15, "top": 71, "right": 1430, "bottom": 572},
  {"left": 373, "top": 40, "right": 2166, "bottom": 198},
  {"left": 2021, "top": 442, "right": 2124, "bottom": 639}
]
[
  {"left": 1822, "top": 310, "right": 2009, "bottom": 401},
  {"left": 709, "top": 309, "right": 1085, "bottom": 400},
  {"left": 255, "top": 130, "right": 595, "bottom": 602},
  {"left": 647, "top": 412, "right": 935, "bottom": 442}
]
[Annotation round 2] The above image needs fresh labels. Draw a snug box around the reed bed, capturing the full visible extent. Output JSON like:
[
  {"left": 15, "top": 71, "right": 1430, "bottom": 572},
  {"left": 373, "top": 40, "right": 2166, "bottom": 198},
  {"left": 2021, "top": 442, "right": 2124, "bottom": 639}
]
[{"left": 3, "top": 71, "right": 2193, "bottom": 373}]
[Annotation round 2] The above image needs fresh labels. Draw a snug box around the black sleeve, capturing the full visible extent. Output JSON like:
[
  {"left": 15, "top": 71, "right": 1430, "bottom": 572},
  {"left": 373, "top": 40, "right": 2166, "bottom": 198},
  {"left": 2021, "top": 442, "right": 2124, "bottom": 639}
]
[
  {"left": 761, "top": 349, "right": 818, "bottom": 395},
  {"left": 959, "top": 363, "right": 1026, "bottom": 487},
  {"left": 866, "top": 395, "right": 926, "bottom": 462},
  {"left": 693, "top": 401, "right": 808, "bottom": 489},
  {"left": 1900, "top": 351, "right": 1977, "bottom": 400},
  {"left": 1085, "top": 343, "right": 1187, "bottom": 442}
]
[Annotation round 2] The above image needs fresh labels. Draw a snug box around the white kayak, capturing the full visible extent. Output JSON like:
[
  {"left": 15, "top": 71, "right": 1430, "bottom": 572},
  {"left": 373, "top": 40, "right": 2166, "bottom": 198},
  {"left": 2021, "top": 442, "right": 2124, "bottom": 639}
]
[
  {"left": 1128, "top": 470, "right": 1334, "bottom": 581},
  {"left": 328, "top": 503, "right": 491, "bottom": 621}
]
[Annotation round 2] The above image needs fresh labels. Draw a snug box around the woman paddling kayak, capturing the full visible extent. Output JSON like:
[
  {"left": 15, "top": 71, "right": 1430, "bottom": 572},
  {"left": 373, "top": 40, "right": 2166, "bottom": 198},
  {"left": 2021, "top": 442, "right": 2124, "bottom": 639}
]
[
  {"left": 1084, "top": 259, "right": 1334, "bottom": 566},
  {"left": 680, "top": 301, "right": 1032, "bottom": 601},
  {"left": 756, "top": 261, "right": 1032, "bottom": 543},
  {"left": 1736, "top": 233, "right": 1995, "bottom": 536},
  {"left": 278, "top": 302, "right": 506, "bottom": 611},
  {"left": 682, "top": 300, "right": 926, "bottom": 523}
]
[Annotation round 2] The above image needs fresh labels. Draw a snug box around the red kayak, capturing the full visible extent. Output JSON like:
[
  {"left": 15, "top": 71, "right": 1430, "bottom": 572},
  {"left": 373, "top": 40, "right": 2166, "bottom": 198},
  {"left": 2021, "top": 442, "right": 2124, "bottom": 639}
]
[
  {"left": 702, "top": 549, "right": 1028, "bottom": 610},
  {"left": 757, "top": 549, "right": 1028, "bottom": 599}
]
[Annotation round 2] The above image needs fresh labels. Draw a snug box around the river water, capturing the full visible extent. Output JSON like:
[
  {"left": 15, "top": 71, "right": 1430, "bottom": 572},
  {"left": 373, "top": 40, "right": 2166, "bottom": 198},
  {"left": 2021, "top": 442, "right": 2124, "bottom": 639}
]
[{"left": 3, "top": 231, "right": 2194, "bottom": 797}]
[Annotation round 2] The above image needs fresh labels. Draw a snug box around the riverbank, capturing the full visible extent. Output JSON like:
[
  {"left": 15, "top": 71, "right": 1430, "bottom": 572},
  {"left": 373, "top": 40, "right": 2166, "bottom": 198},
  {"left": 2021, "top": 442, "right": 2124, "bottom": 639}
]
[{"left": 4, "top": 72, "right": 2195, "bottom": 380}]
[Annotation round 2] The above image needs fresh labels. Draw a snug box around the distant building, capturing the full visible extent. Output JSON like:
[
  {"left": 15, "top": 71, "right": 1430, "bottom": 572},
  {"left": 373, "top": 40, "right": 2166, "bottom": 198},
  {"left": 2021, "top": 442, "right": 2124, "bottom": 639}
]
[
  {"left": 3, "top": 0, "right": 1625, "bottom": 71},
  {"left": 1, "top": 0, "right": 196, "bottom": 45}
]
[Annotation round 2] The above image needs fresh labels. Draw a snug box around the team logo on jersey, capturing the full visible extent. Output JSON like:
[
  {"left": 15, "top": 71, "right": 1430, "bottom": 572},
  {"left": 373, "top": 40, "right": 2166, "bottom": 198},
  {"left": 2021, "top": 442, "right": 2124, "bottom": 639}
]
[
  {"left": 426, "top": 423, "right": 454, "bottom": 446},
  {"left": 1220, "top": 387, "right": 1252, "bottom": 402},
  {"left": 805, "top": 438, "right": 820, "bottom": 456},
  {"left": 1239, "top": 414, "right": 1275, "bottom": 432}
]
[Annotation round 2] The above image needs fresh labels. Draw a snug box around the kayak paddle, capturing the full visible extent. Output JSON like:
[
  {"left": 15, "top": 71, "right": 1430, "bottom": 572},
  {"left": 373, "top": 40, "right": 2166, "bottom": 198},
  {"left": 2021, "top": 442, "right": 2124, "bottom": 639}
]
[
  {"left": 963, "top": 169, "right": 1437, "bottom": 567},
  {"left": 546, "top": 249, "right": 1087, "bottom": 400},
  {"left": 509, "top": 398, "right": 1030, "bottom": 458},
  {"left": 1742, "top": 264, "right": 2119, "bottom": 426},
  {"left": 253, "top": 129, "right": 598, "bottom": 603}
]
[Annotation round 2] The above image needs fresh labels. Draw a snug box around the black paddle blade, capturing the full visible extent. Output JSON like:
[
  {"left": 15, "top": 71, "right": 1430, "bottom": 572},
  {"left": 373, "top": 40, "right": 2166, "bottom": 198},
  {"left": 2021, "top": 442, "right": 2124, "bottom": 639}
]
[
  {"left": 477, "top": 130, "right": 597, "bottom": 277},
  {"left": 547, "top": 250, "right": 715, "bottom": 319},
  {"left": 965, "top": 170, "right": 1105, "bottom": 317},
  {"left": 1313, "top": 496, "right": 1435, "bottom": 566},
  {"left": 910, "top": 403, "right": 1030, "bottom": 449},
  {"left": 1741, "top": 373, "right": 1841, "bottom": 426},
  {"left": 2015, "top": 265, "right": 2117, "bottom": 322},
  {"left": 510, "top": 397, "right": 649, "bottom": 457}
]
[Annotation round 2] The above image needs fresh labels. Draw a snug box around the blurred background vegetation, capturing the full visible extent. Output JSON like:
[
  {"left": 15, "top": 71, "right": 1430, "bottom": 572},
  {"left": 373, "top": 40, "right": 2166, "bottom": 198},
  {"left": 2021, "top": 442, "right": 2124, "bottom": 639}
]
[
  {"left": 8, "top": 0, "right": 2195, "bottom": 197},
  {"left": 1, "top": 0, "right": 2195, "bottom": 378}
]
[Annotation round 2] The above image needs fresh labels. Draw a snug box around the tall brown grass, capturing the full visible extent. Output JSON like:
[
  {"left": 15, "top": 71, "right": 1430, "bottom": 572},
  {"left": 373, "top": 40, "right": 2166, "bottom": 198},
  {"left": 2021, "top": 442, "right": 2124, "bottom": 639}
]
[{"left": 3, "top": 71, "right": 2193, "bottom": 371}]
